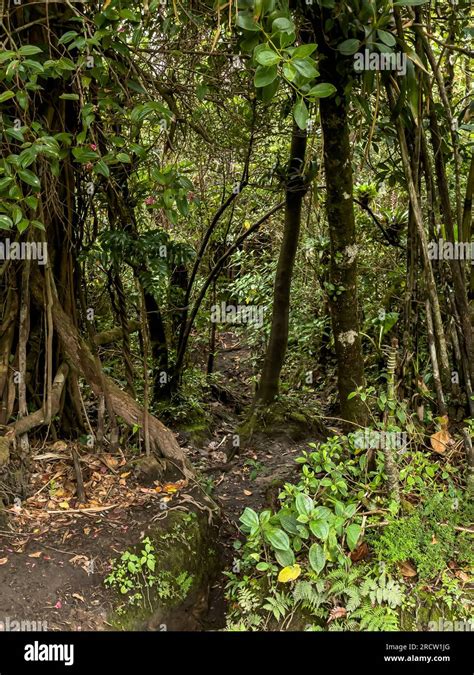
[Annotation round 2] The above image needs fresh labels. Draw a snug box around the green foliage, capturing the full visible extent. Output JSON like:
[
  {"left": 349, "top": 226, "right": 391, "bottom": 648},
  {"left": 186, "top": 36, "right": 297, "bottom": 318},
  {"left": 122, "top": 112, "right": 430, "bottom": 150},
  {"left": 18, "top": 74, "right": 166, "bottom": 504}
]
[
  {"left": 372, "top": 490, "right": 473, "bottom": 581},
  {"left": 105, "top": 536, "right": 193, "bottom": 612}
]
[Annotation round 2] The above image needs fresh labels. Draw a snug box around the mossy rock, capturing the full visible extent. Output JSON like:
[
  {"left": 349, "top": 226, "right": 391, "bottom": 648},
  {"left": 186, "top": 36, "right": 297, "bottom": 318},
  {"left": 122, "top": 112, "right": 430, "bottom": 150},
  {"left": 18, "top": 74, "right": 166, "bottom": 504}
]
[
  {"left": 107, "top": 497, "right": 220, "bottom": 631},
  {"left": 399, "top": 589, "right": 473, "bottom": 630}
]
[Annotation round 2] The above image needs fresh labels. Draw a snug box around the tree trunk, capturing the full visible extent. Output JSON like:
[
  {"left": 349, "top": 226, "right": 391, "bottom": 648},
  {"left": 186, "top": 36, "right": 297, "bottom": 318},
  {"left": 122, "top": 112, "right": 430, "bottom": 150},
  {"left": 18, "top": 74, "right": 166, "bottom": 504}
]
[
  {"left": 318, "top": 61, "right": 367, "bottom": 426},
  {"left": 255, "top": 122, "right": 307, "bottom": 404}
]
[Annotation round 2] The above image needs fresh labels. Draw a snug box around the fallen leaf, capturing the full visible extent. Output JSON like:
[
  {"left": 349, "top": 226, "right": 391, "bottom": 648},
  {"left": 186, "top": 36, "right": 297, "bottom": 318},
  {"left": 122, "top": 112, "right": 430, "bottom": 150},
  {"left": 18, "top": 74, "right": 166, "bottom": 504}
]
[
  {"left": 399, "top": 561, "right": 417, "bottom": 577},
  {"left": 51, "top": 441, "right": 68, "bottom": 452},
  {"left": 120, "top": 472, "right": 131, "bottom": 479},
  {"left": 350, "top": 542, "right": 369, "bottom": 562},
  {"left": 430, "top": 429, "right": 453, "bottom": 454},
  {"left": 72, "top": 593, "right": 85, "bottom": 602},
  {"left": 328, "top": 606, "right": 347, "bottom": 623},
  {"left": 243, "top": 489, "right": 253, "bottom": 496},
  {"left": 278, "top": 564, "right": 301, "bottom": 583},
  {"left": 58, "top": 501, "right": 70, "bottom": 509},
  {"left": 28, "top": 551, "right": 42, "bottom": 558},
  {"left": 0, "top": 558, "right": 8, "bottom": 565},
  {"left": 455, "top": 570, "right": 470, "bottom": 583}
]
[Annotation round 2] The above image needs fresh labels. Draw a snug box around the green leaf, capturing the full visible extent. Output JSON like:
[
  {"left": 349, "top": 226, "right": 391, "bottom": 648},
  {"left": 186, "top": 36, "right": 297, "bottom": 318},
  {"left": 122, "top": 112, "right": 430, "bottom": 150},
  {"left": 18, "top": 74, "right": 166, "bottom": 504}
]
[
  {"left": 255, "top": 48, "right": 280, "bottom": 67},
  {"left": 295, "top": 492, "right": 314, "bottom": 516},
  {"left": 338, "top": 39, "right": 361, "bottom": 56},
  {"left": 293, "top": 98, "right": 308, "bottom": 130},
  {"left": 0, "top": 177, "right": 13, "bottom": 191},
  {"left": 18, "top": 169, "right": 40, "bottom": 190},
  {"left": 308, "top": 83, "right": 337, "bottom": 98},
  {"left": 275, "top": 548, "right": 295, "bottom": 567},
  {"left": 309, "top": 518, "right": 329, "bottom": 541},
  {"left": 291, "top": 44, "right": 317, "bottom": 59},
  {"left": 59, "top": 93, "right": 80, "bottom": 100},
  {"left": 266, "top": 527, "right": 290, "bottom": 551},
  {"left": 272, "top": 17, "right": 294, "bottom": 34},
  {"left": 30, "top": 219, "right": 45, "bottom": 231},
  {"left": 72, "top": 147, "right": 99, "bottom": 163},
  {"left": 18, "top": 45, "right": 43, "bottom": 56},
  {"left": 116, "top": 152, "right": 131, "bottom": 163},
  {"left": 0, "top": 91, "right": 15, "bottom": 103},
  {"left": 293, "top": 58, "right": 318, "bottom": 79},
  {"left": 346, "top": 523, "right": 362, "bottom": 551},
  {"left": 377, "top": 30, "right": 396, "bottom": 47},
  {"left": 236, "top": 12, "right": 260, "bottom": 32},
  {"left": 0, "top": 215, "right": 13, "bottom": 229},
  {"left": 94, "top": 160, "right": 110, "bottom": 178},
  {"left": 17, "top": 219, "right": 29, "bottom": 233},
  {"left": 309, "top": 543, "right": 326, "bottom": 574},
  {"left": 254, "top": 64, "right": 278, "bottom": 87},
  {"left": 240, "top": 507, "right": 260, "bottom": 532}
]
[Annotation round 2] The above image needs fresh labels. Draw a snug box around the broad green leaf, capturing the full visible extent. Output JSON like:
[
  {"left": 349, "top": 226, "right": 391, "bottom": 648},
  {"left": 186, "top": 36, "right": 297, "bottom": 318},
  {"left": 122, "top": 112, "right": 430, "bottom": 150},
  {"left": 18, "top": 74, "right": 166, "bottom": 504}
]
[
  {"left": 309, "top": 518, "right": 330, "bottom": 541},
  {"left": 308, "top": 83, "right": 336, "bottom": 98},
  {"left": 309, "top": 543, "right": 326, "bottom": 574},
  {"left": 346, "top": 523, "right": 362, "bottom": 551},
  {"left": 338, "top": 39, "right": 361, "bottom": 56},
  {"left": 266, "top": 527, "right": 290, "bottom": 551},
  {"left": 295, "top": 492, "right": 314, "bottom": 516},
  {"left": 255, "top": 48, "right": 280, "bottom": 67},
  {"left": 377, "top": 29, "right": 396, "bottom": 47},
  {"left": 254, "top": 64, "right": 278, "bottom": 87},
  {"left": 0, "top": 215, "right": 13, "bottom": 229},
  {"left": 18, "top": 169, "right": 40, "bottom": 190},
  {"left": 236, "top": 12, "right": 260, "bottom": 32},
  {"left": 240, "top": 507, "right": 260, "bottom": 532},
  {"left": 293, "top": 98, "right": 308, "bottom": 130},
  {"left": 272, "top": 17, "right": 294, "bottom": 34},
  {"left": 18, "top": 45, "right": 43, "bottom": 56},
  {"left": 291, "top": 44, "right": 317, "bottom": 59},
  {"left": 293, "top": 58, "right": 318, "bottom": 79},
  {"left": 274, "top": 547, "right": 295, "bottom": 567},
  {"left": 59, "top": 93, "right": 80, "bottom": 101}
]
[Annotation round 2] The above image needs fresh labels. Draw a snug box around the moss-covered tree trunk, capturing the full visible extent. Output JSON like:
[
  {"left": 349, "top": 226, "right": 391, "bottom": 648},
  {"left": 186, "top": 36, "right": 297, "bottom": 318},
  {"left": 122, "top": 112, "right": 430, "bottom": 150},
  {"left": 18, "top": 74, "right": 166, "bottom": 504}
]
[{"left": 318, "top": 59, "right": 367, "bottom": 426}]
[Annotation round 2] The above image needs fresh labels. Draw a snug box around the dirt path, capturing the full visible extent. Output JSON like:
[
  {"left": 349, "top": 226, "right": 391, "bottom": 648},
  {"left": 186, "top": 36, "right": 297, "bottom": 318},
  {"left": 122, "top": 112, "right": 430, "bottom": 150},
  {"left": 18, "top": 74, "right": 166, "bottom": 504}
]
[{"left": 0, "top": 332, "right": 325, "bottom": 631}]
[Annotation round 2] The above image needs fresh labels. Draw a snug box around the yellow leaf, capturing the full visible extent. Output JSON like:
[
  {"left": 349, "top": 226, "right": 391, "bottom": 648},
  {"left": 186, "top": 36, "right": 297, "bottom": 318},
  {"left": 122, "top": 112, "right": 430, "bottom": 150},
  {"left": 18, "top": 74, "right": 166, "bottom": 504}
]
[
  {"left": 59, "top": 500, "right": 70, "bottom": 509},
  {"left": 244, "top": 220, "right": 251, "bottom": 230},
  {"left": 103, "top": 0, "right": 112, "bottom": 9},
  {"left": 278, "top": 564, "right": 301, "bottom": 583}
]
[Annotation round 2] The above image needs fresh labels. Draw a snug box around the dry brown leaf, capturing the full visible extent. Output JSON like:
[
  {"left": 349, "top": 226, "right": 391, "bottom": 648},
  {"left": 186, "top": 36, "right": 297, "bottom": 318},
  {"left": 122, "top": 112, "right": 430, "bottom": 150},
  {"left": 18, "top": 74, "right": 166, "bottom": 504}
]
[
  {"left": 72, "top": 593, "right": 85, "bottom": 602},
  {"left": 399, "top": 560, "right": 417, "bottom": 577},
  {"left": 350, "top": 542, "right": 369, "bottom": 562},
  {"left": 430, "top": 429, "right": 453, "bottom": 454},
  {"left": 455, "top": 570, "right": 470, "bottom": 583},
  {"left": 28, "top": 551, "right": 42, "bottom": 558},
  {"left": 328, "top": 606, "right": 347, "bottom": 623},
  {"left": 243, "top": 489, "right": 253, "bottom": 496},
  {"left": 51, "top": 441, "right": 68, "bottom": 452},
  {"left": 0, "top": 557, "right": 8, "bottom": 565}
]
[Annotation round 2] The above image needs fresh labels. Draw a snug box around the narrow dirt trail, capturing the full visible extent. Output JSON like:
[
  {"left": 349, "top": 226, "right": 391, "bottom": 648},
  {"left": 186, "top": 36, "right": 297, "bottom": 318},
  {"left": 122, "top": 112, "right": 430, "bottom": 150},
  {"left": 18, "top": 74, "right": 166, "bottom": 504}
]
[{"left": 0, "top": 332, "right": 327, "bottom": 631}]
